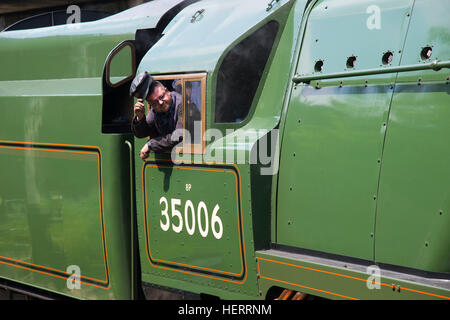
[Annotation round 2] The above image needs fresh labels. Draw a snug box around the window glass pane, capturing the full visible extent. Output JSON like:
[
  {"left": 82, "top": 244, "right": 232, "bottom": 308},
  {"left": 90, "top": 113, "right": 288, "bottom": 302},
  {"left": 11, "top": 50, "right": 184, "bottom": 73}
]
[{"left": 152, "top": 74, "right": 206, "bottom": 154}]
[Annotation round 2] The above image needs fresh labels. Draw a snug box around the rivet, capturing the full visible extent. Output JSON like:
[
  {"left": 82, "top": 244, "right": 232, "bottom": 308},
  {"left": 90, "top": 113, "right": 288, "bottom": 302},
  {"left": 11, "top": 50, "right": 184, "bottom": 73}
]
[
  {"left": 439, "top": 210, "right": 443, "bottom": 215},
  {"left": 293, "top": 152, "right": 296, "bottom": 157},
  {"left": 425, "top": 241, "right": 429, "bottom": 247},
  {"left": 373, "top": 195, "right": 377, "bottom": 200},
  {"left": 418, "top": 77, "right": 422, "bottom": 85},
  {"left": 365, "top": 80, "right": 368, "bottom": 87},
  {"left": 339, "top": 81, "right": 343, "bottom": 88},
  {"left": 298, "top": 119, "right": 302, "bottom": 124},
  {"left": 377, "top": 159, "right": 381, "bottom": 163}
]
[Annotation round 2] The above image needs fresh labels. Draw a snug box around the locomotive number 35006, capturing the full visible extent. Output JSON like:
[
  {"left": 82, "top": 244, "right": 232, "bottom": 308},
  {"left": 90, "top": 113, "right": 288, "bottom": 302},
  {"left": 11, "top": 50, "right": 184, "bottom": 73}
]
[{"left": 159, "top": 196, "right": 223, "bottom": 239}]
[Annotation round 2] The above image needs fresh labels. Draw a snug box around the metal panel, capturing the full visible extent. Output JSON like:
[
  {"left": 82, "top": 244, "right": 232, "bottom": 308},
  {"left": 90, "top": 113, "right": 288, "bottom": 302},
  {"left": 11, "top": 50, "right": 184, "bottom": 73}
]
[
  {"left": 277, "top": 84, "right": 393, "bottom": 260},
  {"left": 141, "top": 160, "right": 245, "bottom": 280},
  {"left": 256, "top": 249, "right": 450, "bottom": 300},
  {"left": 140, "top": 0, "right": 292, "bottom": 74},
  {"left": 375, "top": 83, "right": 450, "bottom": 273},
  {"left": 276, "top": 0, "right": 414, "bottom": 260},
  {"left": 374, "top": 0, "right": 450, "bottom": 274},
  {"left": 0, "top": 140, "right": 111, "bottom": 296}
]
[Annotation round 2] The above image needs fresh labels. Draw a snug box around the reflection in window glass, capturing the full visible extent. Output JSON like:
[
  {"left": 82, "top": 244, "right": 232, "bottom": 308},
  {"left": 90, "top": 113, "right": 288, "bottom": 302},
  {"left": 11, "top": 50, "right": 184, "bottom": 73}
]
[{"left": 184, "top": 81, "right": 202, "bottom": 145}]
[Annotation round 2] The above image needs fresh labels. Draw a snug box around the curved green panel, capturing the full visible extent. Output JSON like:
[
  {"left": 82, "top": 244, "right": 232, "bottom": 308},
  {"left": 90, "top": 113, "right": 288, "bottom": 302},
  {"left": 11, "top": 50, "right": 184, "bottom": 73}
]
[
  {"left": 276, "top": 0, "right": 414, "bottom": 260},
  {"left": 296, "top": 0, "right": 413, "bottom": 80},
  {"left": 0, "top": 0, "right": 184, "bottom": 81},
  {"left": 140, "top": 0, "right": 293, "bottom": 74},
  {"left": 375, "top": 84, "right": 450, "bottom": 273},
  {"left": 277, "top": 85, "right": 392, "bottom": 260},
  {"left": 0, "top": 91, "right": 133, "bottom": 298},
  {"left": 0, "top": 143, "right": 108, "bottom": 286}
]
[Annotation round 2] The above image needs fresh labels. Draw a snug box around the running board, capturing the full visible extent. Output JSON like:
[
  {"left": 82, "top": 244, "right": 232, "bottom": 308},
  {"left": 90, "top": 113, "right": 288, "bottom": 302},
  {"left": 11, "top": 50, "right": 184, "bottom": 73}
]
[{"left": 256, "top": 249, "right": 450, "bottom": 300}]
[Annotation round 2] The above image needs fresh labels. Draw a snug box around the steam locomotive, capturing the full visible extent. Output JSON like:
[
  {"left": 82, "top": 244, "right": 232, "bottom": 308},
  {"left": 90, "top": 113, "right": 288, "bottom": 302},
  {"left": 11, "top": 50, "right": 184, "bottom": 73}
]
[{"left": 0, "top": 0, "right": 448, "bottom": 300}]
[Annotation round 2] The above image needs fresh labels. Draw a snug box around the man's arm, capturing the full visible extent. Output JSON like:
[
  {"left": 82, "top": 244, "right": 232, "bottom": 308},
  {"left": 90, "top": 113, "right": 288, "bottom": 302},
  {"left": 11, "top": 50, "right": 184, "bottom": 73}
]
[
  {"left": 132, "top": 106, "right": 161, "bottom": 139},
  {"left": 131, "top": 99, "right": 158, "bottom": 138}
]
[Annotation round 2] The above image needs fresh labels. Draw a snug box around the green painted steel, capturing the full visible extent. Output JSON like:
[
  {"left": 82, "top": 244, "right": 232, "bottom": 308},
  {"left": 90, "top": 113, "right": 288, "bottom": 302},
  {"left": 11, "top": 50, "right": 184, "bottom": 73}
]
[
  {"left": 373, "top": 0, "right": 450, "bottom": 273},
  {"left": 133, "top": 0, "right": 307, "bottom": 299},
  {"left": 0, "top": 0, "right": 448, "bottom": 301},
  {"left": 142, "top": 161, "right": 245, "bottom": 278},
  {"left": 0, "top": 0, "right": 183, "bottom": 300},
  {"left": 273, "top": 0, "right": 449, "bottom": 299},
  {"left": 277, "top": 84, "right": 392, "bottom": 260},
  {"left": 276, "top": 0, "right": 413, "bottom": 260},
  {"left": 375, "top": 84, "right": 450, "bottom": 273},
  {"left": 256, "top": 250, "right": 450, "bottom": 300}
]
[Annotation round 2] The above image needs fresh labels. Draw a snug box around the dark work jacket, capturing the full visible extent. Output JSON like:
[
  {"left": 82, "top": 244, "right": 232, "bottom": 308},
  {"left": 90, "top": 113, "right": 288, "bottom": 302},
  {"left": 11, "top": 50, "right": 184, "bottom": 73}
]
[{"left": 131, "top": 91, "right": 183, "bottom": 153}]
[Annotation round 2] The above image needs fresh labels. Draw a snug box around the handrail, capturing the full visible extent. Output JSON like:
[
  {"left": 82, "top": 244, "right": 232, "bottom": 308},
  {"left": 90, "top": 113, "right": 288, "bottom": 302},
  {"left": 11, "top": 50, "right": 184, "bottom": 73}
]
[{"left": 293, "top": 59, "right": 450, "bottom": 84}]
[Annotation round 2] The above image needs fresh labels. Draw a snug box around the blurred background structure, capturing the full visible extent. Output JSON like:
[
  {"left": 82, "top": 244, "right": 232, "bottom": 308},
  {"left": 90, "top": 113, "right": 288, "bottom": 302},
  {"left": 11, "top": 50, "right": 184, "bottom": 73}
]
[{"left": 0, "top": 0, "right": 150, "bottom": 31}]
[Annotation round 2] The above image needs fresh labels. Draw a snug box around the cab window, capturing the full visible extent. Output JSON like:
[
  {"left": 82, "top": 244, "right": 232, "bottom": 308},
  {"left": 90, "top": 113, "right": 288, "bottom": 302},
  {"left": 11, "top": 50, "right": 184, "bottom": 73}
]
[{"left": 153, "top": 73, "right": 206, "bottom": 154}]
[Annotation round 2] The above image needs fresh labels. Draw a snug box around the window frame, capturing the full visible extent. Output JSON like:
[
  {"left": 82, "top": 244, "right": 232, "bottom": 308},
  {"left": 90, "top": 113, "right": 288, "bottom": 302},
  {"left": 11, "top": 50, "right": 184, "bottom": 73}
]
[
  {"left": 153, "top": 73, "right": 207, "bottom": 155},
  {"left": 105, "top": 41, "right": 137, "bottom": 88}
]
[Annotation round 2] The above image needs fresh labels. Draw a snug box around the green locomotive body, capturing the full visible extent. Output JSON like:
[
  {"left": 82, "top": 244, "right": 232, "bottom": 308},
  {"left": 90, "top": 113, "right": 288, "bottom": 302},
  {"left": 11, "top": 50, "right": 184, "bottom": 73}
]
[{"left": 0, "top": 0, "right": 448, "bottom": 300}]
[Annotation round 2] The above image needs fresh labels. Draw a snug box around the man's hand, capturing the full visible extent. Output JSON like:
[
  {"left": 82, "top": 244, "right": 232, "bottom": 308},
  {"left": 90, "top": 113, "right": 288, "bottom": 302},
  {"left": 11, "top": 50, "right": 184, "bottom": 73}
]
[
  {"left": 134, "top": 99, "right": 146, "bottom": 121},
  {"left": 140, "top": 143, "right": 150, "bottom": 161}
]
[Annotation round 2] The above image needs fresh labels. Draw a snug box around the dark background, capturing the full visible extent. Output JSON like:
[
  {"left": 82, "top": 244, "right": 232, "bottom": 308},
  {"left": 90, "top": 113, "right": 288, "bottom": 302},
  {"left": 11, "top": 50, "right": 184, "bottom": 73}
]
[{"left": 0, "top": 0, "right": 152, "bottom": 31}]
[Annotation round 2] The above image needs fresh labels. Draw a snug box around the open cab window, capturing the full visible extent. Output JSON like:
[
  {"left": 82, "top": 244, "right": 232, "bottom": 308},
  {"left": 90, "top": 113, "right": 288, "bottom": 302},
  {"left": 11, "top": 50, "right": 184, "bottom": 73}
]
[
  {"left": 152, "top": 73, "right": 206, "bottom": 154},
  {"left": 102, "top": 40, "right": 137, "bottom": 133}
]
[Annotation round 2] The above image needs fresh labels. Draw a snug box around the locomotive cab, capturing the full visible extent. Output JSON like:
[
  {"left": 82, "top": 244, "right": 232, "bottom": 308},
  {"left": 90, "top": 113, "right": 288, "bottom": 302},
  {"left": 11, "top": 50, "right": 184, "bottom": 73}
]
[
  {"left": 126, "top": 0, "right": 298, "bottom": 299},
  {"left": 0, "top": 0, "right": 448, "bottom": 301}
]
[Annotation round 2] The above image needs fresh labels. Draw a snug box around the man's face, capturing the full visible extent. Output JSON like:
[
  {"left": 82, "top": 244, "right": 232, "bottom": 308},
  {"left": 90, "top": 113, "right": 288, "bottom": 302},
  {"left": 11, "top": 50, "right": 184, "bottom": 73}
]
[{"left": 146, "top": 85, "right": 172, "bottom": 113}]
